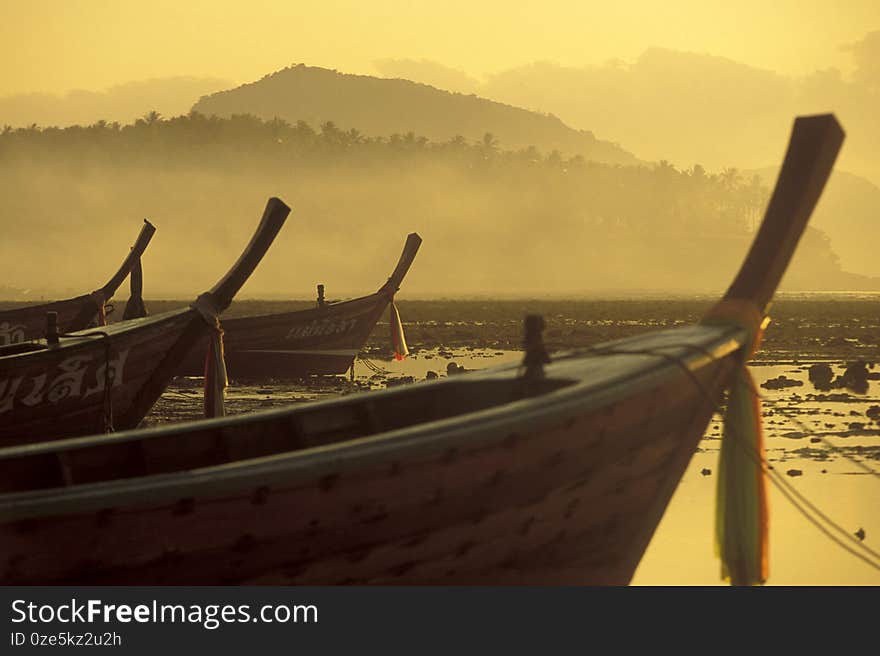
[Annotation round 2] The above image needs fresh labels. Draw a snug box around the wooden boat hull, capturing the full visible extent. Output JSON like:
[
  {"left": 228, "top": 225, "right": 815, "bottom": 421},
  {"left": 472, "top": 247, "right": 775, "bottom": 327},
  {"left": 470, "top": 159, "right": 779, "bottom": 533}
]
[
  {"left": 0, "top": 296, "right": 100, "bottom": 347},
  {"left": 0, "top": 197, "right": 292, "bottom": 446},
  {"left": 0, "top": 116, "right": 845, "bottom": 585},
  {"left": 0, "top": 325, "right": 743, "bottom": 585},
  {"left": 0, "top": 220, "right": 156, "bottom": 346},
  {"left": 0, "top": 311, "right": 195, "bottom": 446},
  {"left": 178, "top": 292, "right": 391, "bottom": 378},
  {"left": 176, "top": 233, "right": 422, "bottom": 379}
]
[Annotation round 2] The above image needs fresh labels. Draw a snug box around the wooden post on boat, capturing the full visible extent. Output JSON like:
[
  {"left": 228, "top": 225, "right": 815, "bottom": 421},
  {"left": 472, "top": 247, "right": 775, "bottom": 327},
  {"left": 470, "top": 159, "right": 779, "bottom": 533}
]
[
  {"left": 521, "top": 314, "right": 550, "bottom": 383},
  {"left": 122, "top": 257, "right": 147, "bottom": 320},
  {"left": 45, "top": 312, "right": 59, "bottom": 346},
  {"left": 317, "top": 284, "right": 325, "bottom": 308}
]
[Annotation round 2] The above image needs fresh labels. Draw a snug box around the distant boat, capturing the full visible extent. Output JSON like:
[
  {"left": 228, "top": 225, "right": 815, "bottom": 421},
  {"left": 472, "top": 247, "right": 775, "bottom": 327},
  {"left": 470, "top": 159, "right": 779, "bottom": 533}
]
[
  {"left": 0, "top": 115, "right": 843, "bottom": 585},
  {"left": 0, "top": 220, "right": 156, "bottom": 346},
  {"left": 175, "top": 233, "right": 422, "bottom": 378},
  {"left": 0, "top": 198, "right": 290, "bottom": 447}
]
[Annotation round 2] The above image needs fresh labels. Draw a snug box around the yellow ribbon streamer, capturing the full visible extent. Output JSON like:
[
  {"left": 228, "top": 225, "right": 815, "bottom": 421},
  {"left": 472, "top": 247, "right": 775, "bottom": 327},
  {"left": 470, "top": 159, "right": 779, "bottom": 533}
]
[
  {"left": 702, "top": 299, "right": 771, "bottom": 586},
  {"left": 390, "top": 299, "right": 409, "bottom": 361}
]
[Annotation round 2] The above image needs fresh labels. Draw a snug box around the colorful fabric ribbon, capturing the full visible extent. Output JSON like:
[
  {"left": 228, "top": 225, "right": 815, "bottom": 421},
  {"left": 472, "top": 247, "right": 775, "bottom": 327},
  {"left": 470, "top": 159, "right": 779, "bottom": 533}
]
[
  {"left": 702, "top": 299, "right": 771, "bottom": 586},
  {"left": 390, "top": 299, "right": 409, "bottom": 361},
  {"left": 203, "top": 325, "right": 228, "bottom": 418}
]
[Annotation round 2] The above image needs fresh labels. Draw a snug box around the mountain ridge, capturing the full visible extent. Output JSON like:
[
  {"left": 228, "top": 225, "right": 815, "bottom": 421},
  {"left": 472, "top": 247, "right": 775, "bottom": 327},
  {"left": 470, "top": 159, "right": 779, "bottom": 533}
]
[{"left": 191, "top": 64, "right": 639, "bottom": 166}]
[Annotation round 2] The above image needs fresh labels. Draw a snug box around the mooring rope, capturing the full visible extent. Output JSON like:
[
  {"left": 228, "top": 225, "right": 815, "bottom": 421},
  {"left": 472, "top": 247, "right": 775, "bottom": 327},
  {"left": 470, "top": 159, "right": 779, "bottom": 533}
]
[
  {"left": 569, "top": 340, "right": 880, "bottom": 571},
  {"left": 358, "top": 354, "right": 389, "bottom": 375}
]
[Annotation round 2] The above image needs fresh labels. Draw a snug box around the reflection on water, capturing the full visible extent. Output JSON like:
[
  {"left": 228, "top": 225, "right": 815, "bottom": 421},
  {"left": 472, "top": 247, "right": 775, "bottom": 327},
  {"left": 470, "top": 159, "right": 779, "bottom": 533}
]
[
  {"left": 154, "top": 350, "right": 879, "bottom": 585},
  {"left": 636, "top": 361, "right": 880, "bottom": 586}
]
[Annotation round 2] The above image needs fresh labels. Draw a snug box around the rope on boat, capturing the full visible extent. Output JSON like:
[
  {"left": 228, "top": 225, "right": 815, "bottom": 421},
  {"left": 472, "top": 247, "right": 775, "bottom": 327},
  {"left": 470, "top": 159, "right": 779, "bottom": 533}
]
[
  {"left": 191, "top": 293, "right": 228, "bottom": 418},
  {"left": 574, "top": 341, "right": 880, "bottom": 573},
  {"left": 89, "top": 291, "right": 108, "bottom": 327},
  {"left": 358, "top": 355, "right": 389, "bottom": 375}
]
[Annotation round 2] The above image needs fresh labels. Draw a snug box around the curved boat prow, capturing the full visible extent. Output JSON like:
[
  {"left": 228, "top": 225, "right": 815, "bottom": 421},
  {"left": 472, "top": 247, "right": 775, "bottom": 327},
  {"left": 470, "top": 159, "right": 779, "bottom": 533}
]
[
  {"left": 206, "top": 197, "right": 292, "bottom": 312},
  {"left": 97, "top": 219, "right": 157, "bottom": 300},
  {"left": 381, "top": 232, "right": 423, "bottom": 294},
  {"left": 719, "top": 114, "right": 844, "bottom": 314}
]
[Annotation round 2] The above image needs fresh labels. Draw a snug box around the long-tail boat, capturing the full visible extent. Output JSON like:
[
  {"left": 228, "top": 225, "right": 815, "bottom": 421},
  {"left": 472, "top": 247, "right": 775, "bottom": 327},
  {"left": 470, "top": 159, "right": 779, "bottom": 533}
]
[
  {"left": 0, "top": 220, "right": 156, "bottom": 346},
  {"left": 0, "top": 115, "right": 843, "bottom": 585},
  {"left": 175, "top": 233, "right": 422, "bottom": 378},
  {"left": 0, "top": 198, "right": 290, "bottom": 447}
]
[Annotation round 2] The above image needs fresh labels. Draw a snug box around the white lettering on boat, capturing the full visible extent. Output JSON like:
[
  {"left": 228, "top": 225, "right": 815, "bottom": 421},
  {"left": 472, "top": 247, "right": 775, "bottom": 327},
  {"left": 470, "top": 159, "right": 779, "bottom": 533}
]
[
  {"left": 286, "top": 318, "right": 359, "bottom": 340},
  {"left": 0, "top": 322, "right": 26, "bottom": 346},
  {"left": 0, "top": 349, "right": 130, "bottom": 415}
]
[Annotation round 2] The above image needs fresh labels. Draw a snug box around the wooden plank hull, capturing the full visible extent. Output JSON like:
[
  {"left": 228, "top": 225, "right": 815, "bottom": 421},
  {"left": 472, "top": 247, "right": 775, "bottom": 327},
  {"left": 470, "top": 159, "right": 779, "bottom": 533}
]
[
  {"left": 0, "top": 296, "right": 99, "bottom": 346},
  {"left": 178, "top": 292, "right": 391, "bottom": 378},
  {"left": 0, "top": 220, "right": 156, "bottom": 345},
  {"left": 0, "top": 311, "right": 195, "bottom": 446},
  {"left": 0, "top": 325, "right": 742, "bottom": 585}
]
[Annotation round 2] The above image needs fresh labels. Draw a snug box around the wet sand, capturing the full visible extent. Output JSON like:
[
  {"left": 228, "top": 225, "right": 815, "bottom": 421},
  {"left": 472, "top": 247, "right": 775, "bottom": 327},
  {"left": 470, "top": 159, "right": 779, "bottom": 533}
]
[{"left": 138, "top": 298, "right": 880, "bottom": 585}]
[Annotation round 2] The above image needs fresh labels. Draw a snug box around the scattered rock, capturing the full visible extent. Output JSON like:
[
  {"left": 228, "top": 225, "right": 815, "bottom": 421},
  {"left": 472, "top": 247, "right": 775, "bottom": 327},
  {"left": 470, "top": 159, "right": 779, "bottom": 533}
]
[
  {"left": 855, "top": 528, "right": 866, "bottom": 541},
  {"left": 866, "top": 405, "right": 880, "bottom": 421},
  {"left": 447, "top": 362, "right": 468, "bottom": 376},
  {"left": 808, "top": 363, "right": 834, "bottom": 389},
  {"left": 839, "top": 361, "right": 870, "bottom": 394},
  {"left": 385, "top": 376, "right": 415, "bottom": 388},
  {"left": 425, "top": 370, "right": 438, "bottom": 380},
  {"left": 847, "top": 422, "right": 865, "bottom": 431},
  {"left": 760, "top": 375, "right": 804, "bottom": 390},
  {"left": 700, "top": 468, "right": 711, "bottom": 476},
  {"left": 786, "top": 469, "right": 803, "bottom": 477}
]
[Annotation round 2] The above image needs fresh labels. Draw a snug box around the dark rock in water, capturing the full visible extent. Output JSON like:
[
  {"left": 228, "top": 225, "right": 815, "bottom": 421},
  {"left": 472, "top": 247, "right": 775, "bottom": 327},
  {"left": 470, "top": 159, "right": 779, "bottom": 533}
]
[
  {"left": 700, "top": 468, "right": 711, "bottom": 476},
  {"left": 866, "top": 405, "right": 880, "bottom": 421},
  {"left": 447, "top": 362, "right": 468, "bottom": 375},
  {"left": 386, "top": 376, "right": 415, "bottom": 388},
  {"left": 848, "top": 422, "right": 865, "bottom": 431},
  {"left": 810, "top": 437, "right": 821, "bottom": 443},
  {"left": 808, "top": 363, "right": 834, "bottom": 389},
  {"left": 839, "top": 360, "right": 870, "bottom": 394},
  {"left": 760, "top": 375, "right": 803, "bottom": 390},
  {"left": 425, "top": 370, "right": 438, "bottom": 380},
  {"left": 786, "top": 469, "right": 803, "bottom": 477},
  {"left": 855, "top": 528, "right": 866, "bottom": 541}
]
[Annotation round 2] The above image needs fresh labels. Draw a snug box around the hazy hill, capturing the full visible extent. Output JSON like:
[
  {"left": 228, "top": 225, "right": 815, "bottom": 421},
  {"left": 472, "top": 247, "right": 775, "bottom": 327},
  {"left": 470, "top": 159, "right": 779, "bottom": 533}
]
[
  {"left": 192, "top": 65, "right": 639, "bottom": 165},
  {"left": 752, "top": 168, "right": 880, "bottom": 278},
  {"left": 0, "top": 77, "right": 231, "bottom": 128},
  {"left": 381, "top": 41, "right": 880, "bottom": 186}
]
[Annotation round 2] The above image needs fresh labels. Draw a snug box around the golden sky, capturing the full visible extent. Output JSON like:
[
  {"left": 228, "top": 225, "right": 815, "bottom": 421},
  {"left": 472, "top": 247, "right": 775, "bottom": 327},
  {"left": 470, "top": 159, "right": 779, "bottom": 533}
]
[{"left": 1, "top": 0, "right": 879, "bottom": 95}]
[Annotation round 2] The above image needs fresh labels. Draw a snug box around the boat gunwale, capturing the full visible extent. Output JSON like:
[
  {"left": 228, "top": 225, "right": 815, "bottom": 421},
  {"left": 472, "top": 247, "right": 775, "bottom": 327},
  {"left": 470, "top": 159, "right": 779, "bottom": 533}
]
[
  {"left": 0, "top": 307, "right": 193, "bottom": 365},
  {"left": 220, "top": 289, "right": 388, "bottom": 328},
  {"left": 0, "top": 323, "right": 745, "bottom": 520}
]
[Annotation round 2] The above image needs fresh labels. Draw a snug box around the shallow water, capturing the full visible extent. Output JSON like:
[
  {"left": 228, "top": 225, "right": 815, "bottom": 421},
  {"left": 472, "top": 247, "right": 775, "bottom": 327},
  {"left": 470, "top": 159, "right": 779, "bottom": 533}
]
[
  {"left": 150, "top": 350, "right": 880, "bottom": 585},
  {"left": 636, "top": 361, "right": 879, "bottom": 586}
]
